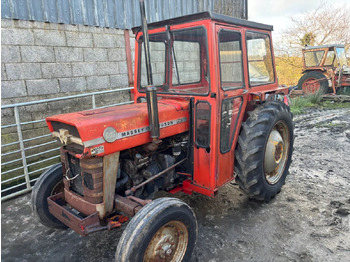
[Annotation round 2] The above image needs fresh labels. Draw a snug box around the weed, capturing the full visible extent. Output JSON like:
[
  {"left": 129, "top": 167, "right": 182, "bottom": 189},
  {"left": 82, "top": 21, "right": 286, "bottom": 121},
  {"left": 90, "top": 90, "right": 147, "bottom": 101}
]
[
  {"left": 290, "top": 91, "right": 350, "bottom": 114},
  {"left": 320, "top": 101, "right": 350, "bottom": 110},
  {"left": 290, "top": 96, "right": 313, "bottom": 115},
  {"left": 306, "top": 90, "right": 323, "bottom": 105}
]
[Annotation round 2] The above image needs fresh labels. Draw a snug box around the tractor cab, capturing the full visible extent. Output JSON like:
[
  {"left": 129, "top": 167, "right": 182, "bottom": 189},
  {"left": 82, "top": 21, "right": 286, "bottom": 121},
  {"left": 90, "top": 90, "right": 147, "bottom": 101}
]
[
  {"left": 32, "top": 9, "right": 294, "bottom": 262},
  {"left": 302, "top": 44, "right": 348, "bottom": 70},
  {"left": 131, "top": 12, "right": 288, "bottom": 193},
  {"left": 298, "top": 44, "right": 350, "bottom": 93}
]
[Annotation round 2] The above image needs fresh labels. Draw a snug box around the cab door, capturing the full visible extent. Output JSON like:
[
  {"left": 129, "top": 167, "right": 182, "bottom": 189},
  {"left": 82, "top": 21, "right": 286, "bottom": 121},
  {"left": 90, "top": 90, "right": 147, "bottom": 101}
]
[{"left": 215, "top": 25, "right": 247, "bottom": 187}]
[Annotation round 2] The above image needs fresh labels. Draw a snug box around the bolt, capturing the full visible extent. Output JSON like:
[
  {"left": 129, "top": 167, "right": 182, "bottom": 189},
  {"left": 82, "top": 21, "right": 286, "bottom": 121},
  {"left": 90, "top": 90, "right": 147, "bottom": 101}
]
[{"left": 166, "top": 249, "right": 173, "bottom": 256}]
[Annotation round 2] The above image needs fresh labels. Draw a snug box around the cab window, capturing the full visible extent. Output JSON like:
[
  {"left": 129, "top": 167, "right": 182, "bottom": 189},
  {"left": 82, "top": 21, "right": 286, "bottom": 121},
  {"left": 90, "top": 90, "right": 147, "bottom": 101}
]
[{"left": 246, "top": 32, "right": 275, "bottom": 86}]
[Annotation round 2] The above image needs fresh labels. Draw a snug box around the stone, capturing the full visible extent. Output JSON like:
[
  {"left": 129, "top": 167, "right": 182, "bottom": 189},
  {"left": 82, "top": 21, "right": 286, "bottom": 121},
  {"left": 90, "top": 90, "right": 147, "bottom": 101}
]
[
  {"left": 72, "top": 63, "right": 97, "bottom": 77},
  {"left": 86, "top": 76, "right": 110, "bottom": 90},
  {"left": 1, "top": 18, "right": 15, "bottom": 28},
  {"left": 118, "top": 62, "right": 128, "bottom": 74},
  {"left": 26, "top": 79, "right": 59, "bottom": 95},
  {"left": 1, "top": 80, "right": 27, "bottom": 98},
  {"left": 66, "top": 32, "right": 93, "bottom": 47},
  {"left": 1, "top": 28, "right": 34, "bottom": 45},
  {"left": 1, "top": 63, "right": 7, "bottom": 80},
  {"left": 84, "top": 48, "right": 108, "bottom": 62},
  {"left": 96, "top": 62, "right": 119, "bottom": 75},
  {"left": 93, "top": 34, "right": 117, "bottom": 48},
  {"left": 33, "top": 29, "right": 66, "bottom": 46},
  {"left": 115, "top": 35, "right": 125, "bottom": 48},
  {"left": 21, "top": 46, "right": 55, "bottom": 63},
  {"left": 110, "top": 74, "right": 128, "bottom": 88},
  {"left": 55, "top": 47, "right": 84, "bottom": 62},
  {"left": 59, "top": 77, "right": 87, "bottom": 92},
  {"left": 1, "top": 46, "right": 21, "bottom": 62},
  {"left": 107, "top": 49, "right": 126, "bottom": 62},
  {"left": 42, "top": 63, "right": 72, "bottom": 78},
  {"left": 6, "top": 63, "right": 42, "bottom": 80}
]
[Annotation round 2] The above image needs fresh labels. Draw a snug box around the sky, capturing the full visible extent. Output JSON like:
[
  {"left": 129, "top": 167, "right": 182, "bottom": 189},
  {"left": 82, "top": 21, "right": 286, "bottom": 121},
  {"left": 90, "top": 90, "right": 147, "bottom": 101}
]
[{"left": 248, "top": 0, "right": 349, "bottom": 41}]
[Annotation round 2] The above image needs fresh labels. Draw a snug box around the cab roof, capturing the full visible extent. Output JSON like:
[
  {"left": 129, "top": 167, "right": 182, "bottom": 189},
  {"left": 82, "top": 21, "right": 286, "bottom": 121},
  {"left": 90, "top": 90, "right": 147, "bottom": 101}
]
[
  {"left": 132, "top": 11, "right": 273, "bottom": 33},
  {"left": 303, "top": 44, "right": 345, "bottom": 50}
]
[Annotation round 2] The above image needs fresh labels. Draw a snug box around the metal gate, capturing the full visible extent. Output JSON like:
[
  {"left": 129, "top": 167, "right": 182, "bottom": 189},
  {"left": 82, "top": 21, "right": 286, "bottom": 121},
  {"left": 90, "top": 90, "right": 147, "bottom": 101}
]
[{"left": 1, "top": 87, "right": 133, "bottom": 201}]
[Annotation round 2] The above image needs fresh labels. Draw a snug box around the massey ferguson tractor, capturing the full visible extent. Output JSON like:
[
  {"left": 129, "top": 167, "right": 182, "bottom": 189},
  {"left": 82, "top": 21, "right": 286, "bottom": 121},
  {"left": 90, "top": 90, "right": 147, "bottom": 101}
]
[
  {"left": 31, "top": 2, "right": 294, "bottom": 261},
  {"left": 297, "top": 44, "right": 350, "bottom": 94}
]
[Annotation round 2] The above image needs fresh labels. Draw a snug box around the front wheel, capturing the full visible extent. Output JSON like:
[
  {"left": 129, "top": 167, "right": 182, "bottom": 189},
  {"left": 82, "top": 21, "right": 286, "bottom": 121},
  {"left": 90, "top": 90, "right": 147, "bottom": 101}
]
[
  {"left": 31, "top": 163, "right": 67, "bottom": 229},
  {"left": 234, "top": 101, "right": 294, "bottom": 202},
  {"left": 115, "top": 197, "right": 197, "bottom": 262}
]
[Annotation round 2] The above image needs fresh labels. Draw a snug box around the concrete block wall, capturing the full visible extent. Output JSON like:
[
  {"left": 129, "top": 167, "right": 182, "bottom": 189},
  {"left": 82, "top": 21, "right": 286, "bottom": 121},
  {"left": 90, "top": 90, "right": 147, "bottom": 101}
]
[
  {"left": 1, "top": 19, "right": 135, "bottom": 178},
  {"left": 1, "top": 18, "right": 133, "bottom": 102}
]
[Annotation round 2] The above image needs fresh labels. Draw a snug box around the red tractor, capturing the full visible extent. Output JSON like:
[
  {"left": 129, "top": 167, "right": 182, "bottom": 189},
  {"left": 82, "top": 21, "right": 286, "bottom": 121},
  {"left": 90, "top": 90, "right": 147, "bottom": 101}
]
[
  {"left": 31, "top": 2, "right": 294, "bottom": 261},
  {"left": 297, "top": 44, "right": 350, "bottom": 94}
]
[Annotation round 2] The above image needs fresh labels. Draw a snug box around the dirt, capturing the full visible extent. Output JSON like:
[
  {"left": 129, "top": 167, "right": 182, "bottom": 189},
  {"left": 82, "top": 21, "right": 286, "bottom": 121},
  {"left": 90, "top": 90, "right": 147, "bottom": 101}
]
[{"left": 2, "top": 107, "right": 350, "bottom": 262}]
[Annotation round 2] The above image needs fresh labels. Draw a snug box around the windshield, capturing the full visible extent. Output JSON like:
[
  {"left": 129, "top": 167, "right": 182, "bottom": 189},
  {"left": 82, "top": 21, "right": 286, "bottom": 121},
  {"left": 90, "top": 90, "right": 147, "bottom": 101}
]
[
  {"left": 336, "top": 47, "right": 348, "bottom": 67},
  {"left": 138, "top": 27, "right": 209, "bottom": 95}
]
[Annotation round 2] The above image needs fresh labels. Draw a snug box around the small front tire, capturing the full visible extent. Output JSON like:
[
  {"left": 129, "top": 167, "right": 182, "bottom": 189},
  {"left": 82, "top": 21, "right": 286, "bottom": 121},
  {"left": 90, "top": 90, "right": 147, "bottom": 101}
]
[
  {"left": 115, "top": 197, "right": 197, "bottom": 262},
  {"left": 31, "top": 163, "right": 67, "bottom": 229}
]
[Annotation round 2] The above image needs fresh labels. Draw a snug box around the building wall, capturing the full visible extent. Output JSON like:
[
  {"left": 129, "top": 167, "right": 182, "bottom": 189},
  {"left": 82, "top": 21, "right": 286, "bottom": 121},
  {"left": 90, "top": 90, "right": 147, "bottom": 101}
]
[
  {"left": 1, "top": 0, "right": 247, "bottom": 30},
  {"left": 1, "top": 18, "right": 134, "bottom": 171},
  {"left": 1, "top": 18, "right": 133, "bottom": 102}
]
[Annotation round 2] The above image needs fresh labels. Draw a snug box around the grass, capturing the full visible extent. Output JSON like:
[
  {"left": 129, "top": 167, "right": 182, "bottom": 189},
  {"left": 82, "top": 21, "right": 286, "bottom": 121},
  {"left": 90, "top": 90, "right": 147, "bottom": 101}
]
[{"left": 290, "top": 91, "right": 350, "bottom": 115}]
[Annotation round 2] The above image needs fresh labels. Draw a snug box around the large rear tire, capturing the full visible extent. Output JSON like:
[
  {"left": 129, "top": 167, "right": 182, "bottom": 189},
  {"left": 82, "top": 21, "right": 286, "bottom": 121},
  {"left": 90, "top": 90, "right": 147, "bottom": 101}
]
[
  {"left": 234, "top": 101, "right": 294, "bottom": 202},
  {"left": 297, "top": 71, "right": 328, "bottom": 94},
  {"left": 31, "top": 163, "right": 67, "bottom": 229},
  {"left": 115, "top": 197, "right": 197, "bottom": 262}
]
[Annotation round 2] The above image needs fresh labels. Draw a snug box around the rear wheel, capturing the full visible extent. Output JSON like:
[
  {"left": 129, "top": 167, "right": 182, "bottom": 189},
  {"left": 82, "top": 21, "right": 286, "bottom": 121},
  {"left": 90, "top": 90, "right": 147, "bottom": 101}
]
[
  {"left": 31, "top": 163, "right": 67, "bottom": 229},
  {"left": 234, "top": 101, "right": 294, "bottom": 202},
  {"left": 297, "top": 71, "right": 328, "bottom": 94},
  {"left": 115, "top": 197, "right": 197, "bottom": 262}
]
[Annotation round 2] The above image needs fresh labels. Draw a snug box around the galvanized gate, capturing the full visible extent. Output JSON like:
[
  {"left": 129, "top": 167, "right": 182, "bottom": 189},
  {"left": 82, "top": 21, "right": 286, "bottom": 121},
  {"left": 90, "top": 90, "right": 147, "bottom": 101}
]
[{"left": 1, "top": 87, "right": 133, "bottom": 201}]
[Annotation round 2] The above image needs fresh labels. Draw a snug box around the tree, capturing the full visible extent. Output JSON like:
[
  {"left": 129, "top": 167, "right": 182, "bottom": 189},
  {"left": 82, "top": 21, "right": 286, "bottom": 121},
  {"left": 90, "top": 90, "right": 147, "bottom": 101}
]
[
  {"left": 274, "top": 3, "right": 350, "bottom": 86},
  {"left": 276, "top": 3, "right": 350, "bottom": 56},
  {"left": 300, "top": 32, "right": 316, "bottom": 46}
]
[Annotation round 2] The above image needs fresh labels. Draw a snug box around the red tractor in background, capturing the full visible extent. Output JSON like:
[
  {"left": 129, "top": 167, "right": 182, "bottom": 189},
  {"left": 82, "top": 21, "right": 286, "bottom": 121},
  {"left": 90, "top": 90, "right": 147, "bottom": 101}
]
[
  {"left": 297, "top": 44, "right": 350, "bottom": 94},
  {"left": 31, "top": 1, "right": 294, "bottom": 261}
]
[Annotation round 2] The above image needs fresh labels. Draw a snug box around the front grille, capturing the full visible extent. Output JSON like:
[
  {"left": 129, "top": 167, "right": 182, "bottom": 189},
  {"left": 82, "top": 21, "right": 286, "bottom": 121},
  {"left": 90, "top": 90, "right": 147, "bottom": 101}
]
[
  {"left": 60, "top": 148, "right": 104, "bottom": 204},
  {"left": 67, "top": 154, "right": 84, "bottom": 196}
]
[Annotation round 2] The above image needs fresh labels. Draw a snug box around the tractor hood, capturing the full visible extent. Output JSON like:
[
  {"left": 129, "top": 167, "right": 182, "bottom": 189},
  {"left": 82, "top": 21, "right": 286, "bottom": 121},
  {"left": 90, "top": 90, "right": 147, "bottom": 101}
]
[{"left": 46, "top": 99, "right": 189, "bottom": 157}]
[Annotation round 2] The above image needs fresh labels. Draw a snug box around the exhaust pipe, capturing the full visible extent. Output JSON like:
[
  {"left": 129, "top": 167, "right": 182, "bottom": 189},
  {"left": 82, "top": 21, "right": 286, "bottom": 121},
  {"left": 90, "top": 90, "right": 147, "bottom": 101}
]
[{"left": 139, "top": 0, "right": 160, "bottom": 139}]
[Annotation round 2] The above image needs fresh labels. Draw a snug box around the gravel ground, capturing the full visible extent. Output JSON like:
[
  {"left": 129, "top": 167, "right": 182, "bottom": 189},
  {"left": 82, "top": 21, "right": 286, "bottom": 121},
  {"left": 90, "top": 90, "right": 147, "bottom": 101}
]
[{"left": 2, "top": 107, "right": 350, "bottom": 262}]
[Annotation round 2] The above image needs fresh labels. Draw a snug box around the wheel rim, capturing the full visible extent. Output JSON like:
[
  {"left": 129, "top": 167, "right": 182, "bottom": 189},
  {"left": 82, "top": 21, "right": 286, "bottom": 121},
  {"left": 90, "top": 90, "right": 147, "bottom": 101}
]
[
  {"left": 50, "top": 180, "right": 64, "bottom": 195},
  {"left": 143, "top": 220, "right": 188, "bottom": 262},
  {"left": 264, "top": 121, "right": 290, "bottom": 185},
  {"left": 302, "top": 77, "right": 320, "bottom": 93}
]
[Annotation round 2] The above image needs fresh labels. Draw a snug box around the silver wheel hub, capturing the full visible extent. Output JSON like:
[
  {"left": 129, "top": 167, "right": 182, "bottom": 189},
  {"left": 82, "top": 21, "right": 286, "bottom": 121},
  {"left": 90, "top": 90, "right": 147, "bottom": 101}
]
[{"left": 264, "top": 129, "right": 284, "bottom": 174}]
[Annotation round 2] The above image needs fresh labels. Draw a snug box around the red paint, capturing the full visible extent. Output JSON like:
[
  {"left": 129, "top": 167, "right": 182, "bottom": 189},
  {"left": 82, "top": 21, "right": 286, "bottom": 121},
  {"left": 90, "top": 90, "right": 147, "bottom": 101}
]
[{"left": 47, "top": 15, "right": 287, "bottom": 198}]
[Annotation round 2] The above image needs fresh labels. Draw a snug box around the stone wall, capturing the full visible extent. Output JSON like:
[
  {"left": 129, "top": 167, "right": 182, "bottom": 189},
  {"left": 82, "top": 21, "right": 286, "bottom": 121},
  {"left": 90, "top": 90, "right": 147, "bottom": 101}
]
[
  {"left": 1, "top": 18, "right": 134, "bottom": 102},
  {"left": 1, "top": 18, "right": 135, "bottom": 190}
]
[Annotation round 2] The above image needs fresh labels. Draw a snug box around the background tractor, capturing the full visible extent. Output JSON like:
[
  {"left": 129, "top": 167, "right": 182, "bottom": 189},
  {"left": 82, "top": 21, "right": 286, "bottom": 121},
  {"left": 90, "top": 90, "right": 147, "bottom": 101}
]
[
  {"left": 297, "top": 44, "right": 350, "bottom": 94},
  {"left": 31, "top": 1, "right": 294, "bottom": 261}
]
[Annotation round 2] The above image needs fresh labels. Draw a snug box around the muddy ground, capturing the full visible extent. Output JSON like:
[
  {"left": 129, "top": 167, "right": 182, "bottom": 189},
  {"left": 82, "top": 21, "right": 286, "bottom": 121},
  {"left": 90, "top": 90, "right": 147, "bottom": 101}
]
[{"left": 2, "top": 107, "right": 350, "bottom": 262}]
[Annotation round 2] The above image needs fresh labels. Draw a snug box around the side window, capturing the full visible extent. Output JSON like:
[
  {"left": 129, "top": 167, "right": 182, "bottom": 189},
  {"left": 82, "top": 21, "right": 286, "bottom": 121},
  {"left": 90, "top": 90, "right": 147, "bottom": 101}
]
[
  {"left": 324, "top": 50, "right": 335, "bottom": 66},
  {"left": 195, "top": 101, "right": 211, "bottom": 149},
  {"left": 246, "top": 32, "right": 274, "bottom": 86},
  {"left": 218, "top": 30, "right": 244, "bottom": 89},
  {"left": 304, "top": 51, "right": 325, "bottom": 67},
  {"left": 220, "top": 97, "right": 243, "bottom": 153}
]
